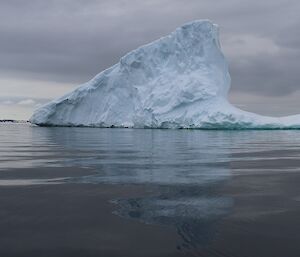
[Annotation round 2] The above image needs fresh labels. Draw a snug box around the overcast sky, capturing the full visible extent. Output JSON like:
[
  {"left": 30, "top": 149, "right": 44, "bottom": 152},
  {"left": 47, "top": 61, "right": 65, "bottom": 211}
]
[{"left": 0, "top": 0, "right": 300, "bottom": 119}]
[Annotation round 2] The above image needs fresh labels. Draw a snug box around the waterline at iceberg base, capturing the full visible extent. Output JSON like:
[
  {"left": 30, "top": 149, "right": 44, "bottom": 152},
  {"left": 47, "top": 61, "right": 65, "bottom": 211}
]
[{"left": 30, "top": 20, "right": 300, "bottom": 129}]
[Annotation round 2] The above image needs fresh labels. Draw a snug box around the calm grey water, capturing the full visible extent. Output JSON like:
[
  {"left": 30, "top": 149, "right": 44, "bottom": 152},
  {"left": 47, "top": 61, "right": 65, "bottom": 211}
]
[{"left": 1, "top": 123, "right": 300, "bottom": 257}]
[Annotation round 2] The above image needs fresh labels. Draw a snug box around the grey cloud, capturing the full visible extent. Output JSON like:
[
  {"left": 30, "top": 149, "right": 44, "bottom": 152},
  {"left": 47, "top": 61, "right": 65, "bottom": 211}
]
[
  {"left": 229, "top": 46, "right": 300, "bottom": 96},
  {"left": 0, "top": 96, "right": 50, "bottom": 104}
]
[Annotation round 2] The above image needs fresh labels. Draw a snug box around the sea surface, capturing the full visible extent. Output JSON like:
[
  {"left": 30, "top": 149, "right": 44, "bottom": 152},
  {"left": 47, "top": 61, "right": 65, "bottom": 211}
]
[{"left": 0, "top": 123, "right": 300, "bottom": 257}]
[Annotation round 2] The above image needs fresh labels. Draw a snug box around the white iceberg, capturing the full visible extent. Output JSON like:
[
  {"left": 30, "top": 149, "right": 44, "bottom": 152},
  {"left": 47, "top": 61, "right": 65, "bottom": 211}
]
[{"left": 30, "top": 20, "right": 300, "bottom": 129}]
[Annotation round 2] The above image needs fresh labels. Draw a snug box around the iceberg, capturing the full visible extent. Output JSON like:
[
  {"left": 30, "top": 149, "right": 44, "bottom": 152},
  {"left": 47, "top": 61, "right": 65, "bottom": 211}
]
[{"left": 30, "top": 20, "right": 300, "bottom": 129}]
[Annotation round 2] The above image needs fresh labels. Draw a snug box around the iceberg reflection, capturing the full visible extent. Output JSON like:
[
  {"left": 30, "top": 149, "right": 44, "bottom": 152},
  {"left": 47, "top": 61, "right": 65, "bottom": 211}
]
[
  {"left": 114, "top": 187, "right": 232, "bottom": 252},
  {"left": 40, "top": 127, "right": 234, "bottom": 252}
]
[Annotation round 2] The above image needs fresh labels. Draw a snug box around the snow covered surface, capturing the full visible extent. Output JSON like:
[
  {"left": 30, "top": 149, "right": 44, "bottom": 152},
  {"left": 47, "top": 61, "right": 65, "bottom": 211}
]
[{"left": 30, "top": 20, "right": 300, "bottom": 129}]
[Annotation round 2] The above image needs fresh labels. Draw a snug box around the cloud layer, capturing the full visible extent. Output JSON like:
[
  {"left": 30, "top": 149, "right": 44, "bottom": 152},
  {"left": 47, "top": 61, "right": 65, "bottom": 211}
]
[{"left": 0, "top": 0, "right": 300, "bottom": 118}]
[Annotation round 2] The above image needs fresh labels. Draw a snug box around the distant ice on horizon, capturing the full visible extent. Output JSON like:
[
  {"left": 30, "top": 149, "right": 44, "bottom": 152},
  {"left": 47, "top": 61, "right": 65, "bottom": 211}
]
[{"left": 30, "top": 20, "right": 300, "bottom": 129}]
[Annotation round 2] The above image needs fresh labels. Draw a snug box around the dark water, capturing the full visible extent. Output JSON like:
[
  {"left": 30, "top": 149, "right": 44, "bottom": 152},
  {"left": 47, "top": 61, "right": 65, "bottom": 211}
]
[{"left": 1, "top": 123, "right": 300, "bottom": 257}]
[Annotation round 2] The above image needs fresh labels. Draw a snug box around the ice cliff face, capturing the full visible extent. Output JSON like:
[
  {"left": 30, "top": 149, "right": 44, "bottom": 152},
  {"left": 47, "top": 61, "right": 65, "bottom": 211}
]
[{"left": 30, "top": 20, "right": 300, "bottom": 129}]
